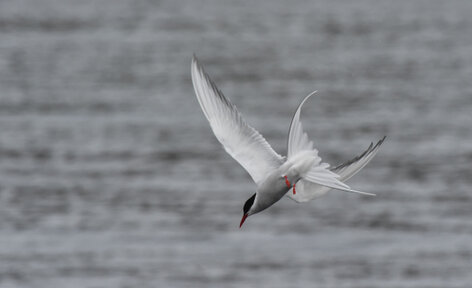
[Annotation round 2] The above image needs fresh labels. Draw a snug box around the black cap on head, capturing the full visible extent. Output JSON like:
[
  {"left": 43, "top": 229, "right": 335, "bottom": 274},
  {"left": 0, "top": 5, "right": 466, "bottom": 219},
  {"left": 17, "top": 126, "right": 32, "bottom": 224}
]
[{"left": 243, "top": 193, "right": 256, "bottom": 215}]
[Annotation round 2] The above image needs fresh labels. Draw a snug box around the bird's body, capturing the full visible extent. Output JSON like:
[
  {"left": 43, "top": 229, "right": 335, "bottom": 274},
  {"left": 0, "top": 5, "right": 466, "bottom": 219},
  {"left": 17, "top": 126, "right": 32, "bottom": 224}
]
[
  {"left": 253, "top": 150, "right": 316, "bottom": 215},
  {"left": 191, "top": 55, "right": 385, "bottom": 227}
]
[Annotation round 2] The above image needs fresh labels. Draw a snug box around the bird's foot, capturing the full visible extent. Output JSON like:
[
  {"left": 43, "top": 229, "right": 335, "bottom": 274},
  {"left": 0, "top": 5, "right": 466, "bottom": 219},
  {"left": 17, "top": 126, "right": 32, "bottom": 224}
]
[
  {"left": 284, "top": 175, "right": 291, "bottom": 188},
  {"left": 293, "top": 183, "right": 296, "bottom": 195}
]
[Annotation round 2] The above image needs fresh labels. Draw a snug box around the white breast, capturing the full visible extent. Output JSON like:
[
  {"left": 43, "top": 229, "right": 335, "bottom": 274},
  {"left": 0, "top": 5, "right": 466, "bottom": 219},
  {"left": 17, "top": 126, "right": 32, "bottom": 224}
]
[{"left": 252, "top": 151, "right": 317, "bottom": 214}]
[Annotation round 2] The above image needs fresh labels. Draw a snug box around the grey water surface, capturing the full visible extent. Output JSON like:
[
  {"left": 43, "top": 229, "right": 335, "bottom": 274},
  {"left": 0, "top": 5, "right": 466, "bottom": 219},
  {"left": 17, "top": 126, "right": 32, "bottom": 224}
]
[{"left": 0, "top": 0, "right": 471, "bottom": 287}]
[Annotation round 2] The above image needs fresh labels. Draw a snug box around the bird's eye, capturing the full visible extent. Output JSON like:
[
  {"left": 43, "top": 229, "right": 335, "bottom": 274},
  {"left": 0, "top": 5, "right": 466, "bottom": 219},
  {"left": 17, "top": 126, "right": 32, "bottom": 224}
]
[{"left": 243, "top": 193, "right": 256, "bottom": 214}]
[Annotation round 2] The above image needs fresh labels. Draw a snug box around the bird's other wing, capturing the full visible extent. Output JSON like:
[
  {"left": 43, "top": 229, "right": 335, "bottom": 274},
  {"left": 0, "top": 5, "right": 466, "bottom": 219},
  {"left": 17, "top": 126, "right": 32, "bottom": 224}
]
[
  {"left": 191, "top": 55, "right": 284, "bottom": 185},
  {"left": 285, "top": 93, "right": 382, "bottom": 202},
  {"left": 286, "top": 91, "right": 317, "bottom": 158},
  {"left": 331, "top": 136, "right": 386, "bottom": 182},
  {"left": 286, "top": 93, "right": 373, "bottom": 195}
]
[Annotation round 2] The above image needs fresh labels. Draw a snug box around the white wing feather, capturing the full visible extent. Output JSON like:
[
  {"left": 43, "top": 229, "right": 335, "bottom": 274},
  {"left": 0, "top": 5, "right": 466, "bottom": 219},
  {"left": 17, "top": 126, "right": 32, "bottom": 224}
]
[
  {"left": 286, "top": 93, "right": 378, "bottom": 201},
  {"left": 331, "top": 136, "right": 386, "bottom": 181},
  {"left": 287, "top": 137, "right": 385, "bottom": 202},
  {"left": 287, "top": 91, "right": 317, "bottom": 157},
  {"left": 191, "top": 56, "right": 284, "bottom": 184}
]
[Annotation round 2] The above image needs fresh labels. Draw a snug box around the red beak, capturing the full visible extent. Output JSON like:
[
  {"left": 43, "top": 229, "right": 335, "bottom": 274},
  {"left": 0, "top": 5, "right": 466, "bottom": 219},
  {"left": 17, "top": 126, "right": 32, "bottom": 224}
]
[{"left": 239, "top": 214, "right": 248, "bottom": 228}]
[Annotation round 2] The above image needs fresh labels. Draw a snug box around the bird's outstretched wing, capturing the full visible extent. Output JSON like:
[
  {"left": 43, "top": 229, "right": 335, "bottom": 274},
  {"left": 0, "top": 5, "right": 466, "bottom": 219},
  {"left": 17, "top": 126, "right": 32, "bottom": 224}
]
[
  {"left": 286, "top": 93, "right": 375, "bottom": 197},
  {"left": 191, "top": 56, "right": 284, "bottom": 184},
  {"left": 330, "top": 136, "right": 386, "bottom": 181},
  {"left": 287, "top": 91, "right": 317, "bottom": 158}
]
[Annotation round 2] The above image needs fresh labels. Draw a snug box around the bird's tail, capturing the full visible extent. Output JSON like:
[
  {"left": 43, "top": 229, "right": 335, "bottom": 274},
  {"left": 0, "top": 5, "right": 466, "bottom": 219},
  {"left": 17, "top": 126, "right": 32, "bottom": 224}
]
[
  {"left": 302, "top": 166, "right": 376, "bottom": 196},
  {"left": 286, "top": 92, "right": 376, "bottom": 200}
]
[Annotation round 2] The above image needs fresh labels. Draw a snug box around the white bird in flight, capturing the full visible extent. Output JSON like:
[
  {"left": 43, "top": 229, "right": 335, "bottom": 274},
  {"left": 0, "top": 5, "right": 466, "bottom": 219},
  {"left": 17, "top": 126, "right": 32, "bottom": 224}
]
[{"left": 191, "top": 55, "right": 385, "bottom": 228}]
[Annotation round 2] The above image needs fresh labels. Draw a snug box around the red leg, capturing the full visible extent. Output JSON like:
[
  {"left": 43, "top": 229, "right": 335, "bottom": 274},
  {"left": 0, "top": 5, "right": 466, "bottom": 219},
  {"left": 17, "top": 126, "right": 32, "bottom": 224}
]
[
  {"left": 284, "top": 175, "right": 291, "bottom": 188},
  {"left": 293, "top": 183, "right": 296, "bottom": 195}
]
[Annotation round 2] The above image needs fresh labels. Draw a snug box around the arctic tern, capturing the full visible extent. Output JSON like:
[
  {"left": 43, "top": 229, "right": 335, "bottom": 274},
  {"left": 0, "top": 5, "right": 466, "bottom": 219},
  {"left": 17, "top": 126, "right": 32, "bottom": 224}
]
[{"left": 191, "top": 55, "right": 385, "bottom": 228}]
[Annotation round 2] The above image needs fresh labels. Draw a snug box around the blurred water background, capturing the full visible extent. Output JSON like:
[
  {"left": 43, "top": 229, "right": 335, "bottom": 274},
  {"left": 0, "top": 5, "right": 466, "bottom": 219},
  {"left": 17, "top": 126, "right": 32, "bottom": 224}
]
[{"left": 0, "top": 0, "right": 471, "bottom": 287}]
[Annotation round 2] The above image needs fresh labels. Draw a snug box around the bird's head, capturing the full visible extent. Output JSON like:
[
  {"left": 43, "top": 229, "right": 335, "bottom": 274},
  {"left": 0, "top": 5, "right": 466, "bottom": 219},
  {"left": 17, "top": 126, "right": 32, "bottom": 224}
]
[{"left": 240, "top": 193, "right": 256, "bottom": 228}]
